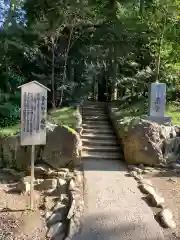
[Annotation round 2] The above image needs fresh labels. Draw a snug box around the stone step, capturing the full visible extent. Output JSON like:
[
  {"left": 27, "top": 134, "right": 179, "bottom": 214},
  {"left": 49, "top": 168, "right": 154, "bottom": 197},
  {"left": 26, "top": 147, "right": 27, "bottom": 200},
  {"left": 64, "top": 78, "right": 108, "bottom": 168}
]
[
  {"left": 83, "top": 128, "right": 114, "bottom": 134},
  {"left": 83, "top": 101, "right": 105, "bottom": 105},
  {"left": 82, "top": 123, "right": 111, "bottom": 129},
  {"left": 83, "top": 120, "right": 109, "bottom": 125},
  {"left": 82, "top": 138, "right": 118, "bottom": 146},
  {"left": 83, "top": 106, "right": 105, "bottom": 111},
  {"left": 82, "top": 151, "right": 121, "bottom": 160},
  {"left": 82, "top": 133, "right": 116, "bottom": 140},
  {"left": 83, "top": 116, "right": 108, "bottom": 121},
  {"left": 82, "top": 107, "right": 105, "bottom": 111},
  {"left": 82, "top": 111, "right": 106, "bottom": 117},
  {"left": 82, "top": 145, "right": 120, "bottom": 152}
]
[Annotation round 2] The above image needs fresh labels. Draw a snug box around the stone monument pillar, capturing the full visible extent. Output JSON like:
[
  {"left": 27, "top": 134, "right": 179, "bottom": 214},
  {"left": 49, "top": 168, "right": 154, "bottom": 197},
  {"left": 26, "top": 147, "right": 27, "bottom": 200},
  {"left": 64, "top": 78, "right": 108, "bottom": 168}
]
[{"left": 147, "top": 82, "right": 171, "bottom": 123}]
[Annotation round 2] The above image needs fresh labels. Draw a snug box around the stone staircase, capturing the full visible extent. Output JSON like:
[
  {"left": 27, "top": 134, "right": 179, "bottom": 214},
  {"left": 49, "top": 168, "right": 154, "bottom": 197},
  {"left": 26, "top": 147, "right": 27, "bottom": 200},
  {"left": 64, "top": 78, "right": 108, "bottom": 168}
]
[{"left": 81, "top": 101, "right": 122, "bottom": 160}]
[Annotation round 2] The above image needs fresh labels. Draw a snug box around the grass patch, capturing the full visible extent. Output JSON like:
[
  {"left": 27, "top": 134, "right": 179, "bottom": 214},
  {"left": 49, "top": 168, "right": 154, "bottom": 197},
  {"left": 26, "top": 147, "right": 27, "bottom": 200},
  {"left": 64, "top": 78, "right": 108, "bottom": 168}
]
[
  {"left": 0, "top": 124, "right": 20, "bottom": 137},
  {"left": 113, "top": 100, "right": 147, "bottom": 118},
  {"left": 49, "top": 107, "right": 77, "bottom": 128},
  {"left": 112, "top": 99, "right": 180, "bottom": 125},
  {"left": 0, "top": 107, "right": 77, "bottom": 137},
  {"left": 166, "top": 102, "right": 180, "bottom": 125}
]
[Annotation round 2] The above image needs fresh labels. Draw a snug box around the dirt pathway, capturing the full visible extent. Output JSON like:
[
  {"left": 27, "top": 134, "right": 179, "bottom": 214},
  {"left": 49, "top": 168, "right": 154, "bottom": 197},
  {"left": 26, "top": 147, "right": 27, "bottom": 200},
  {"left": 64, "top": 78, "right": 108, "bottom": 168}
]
[{"left": 74, "top": 160, "right": 165, "bottom": 240}]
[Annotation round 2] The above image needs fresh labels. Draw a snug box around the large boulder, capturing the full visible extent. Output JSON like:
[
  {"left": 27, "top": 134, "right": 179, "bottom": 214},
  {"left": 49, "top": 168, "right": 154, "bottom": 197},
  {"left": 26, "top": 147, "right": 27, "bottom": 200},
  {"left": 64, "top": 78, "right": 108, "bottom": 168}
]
[
  {"left": 0, "top": 122, "right": 82, "bottom": 171},
  {"left": 120, "top": 120, "right": 177, "bottom": 165},
  {"left": 0, "top": 136, "right": 38, "bottom": 171},
  {"left": 163, "top": 137, "right": 180, "bottom": 163},
  {"left": 41, "top": 125, "right": 82, "bottom": 169}
]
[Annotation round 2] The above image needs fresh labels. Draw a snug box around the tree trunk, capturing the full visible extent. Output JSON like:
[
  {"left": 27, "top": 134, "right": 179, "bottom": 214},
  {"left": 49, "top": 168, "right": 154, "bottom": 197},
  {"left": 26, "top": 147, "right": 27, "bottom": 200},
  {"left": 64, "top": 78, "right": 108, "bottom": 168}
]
[
  {"left": 59, "top": 18, "right": 75, "bottom": 107},
  {"left": 140, "top": 0, "right": 144, "bottom": 14},
  {"left": 51, "top": 40, "right": 56, "bottom": 108},
  {"left": 156, "top": 15, "right": 167, "bottom": 82}
]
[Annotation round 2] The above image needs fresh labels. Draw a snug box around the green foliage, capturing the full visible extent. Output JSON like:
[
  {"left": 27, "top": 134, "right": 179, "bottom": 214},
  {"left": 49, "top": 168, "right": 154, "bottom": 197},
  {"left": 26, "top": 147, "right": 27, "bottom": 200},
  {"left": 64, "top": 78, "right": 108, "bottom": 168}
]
[
  {"left": 112, "top": 99, "right": 180, "bottom": 132},
  {"left": 0, "top": 124, "right": 20, "bottom": 137},
  {"left": 62, "top": 125, "right": 77, "bottom": 135},
  {"left": 166, "top": 101, "right": 180, "bottom": 124},
  {"left": 0, "top": 102, "right": 20, "bottom": 127},
  {"left": 0, "top": 0, "right": 180, "bottom": 130},
  {"left": 0, "top": 71, "right": 24, "bottom": 127},
  {"left": 49, "top": 107, "right": 78, "bottom": 128}
]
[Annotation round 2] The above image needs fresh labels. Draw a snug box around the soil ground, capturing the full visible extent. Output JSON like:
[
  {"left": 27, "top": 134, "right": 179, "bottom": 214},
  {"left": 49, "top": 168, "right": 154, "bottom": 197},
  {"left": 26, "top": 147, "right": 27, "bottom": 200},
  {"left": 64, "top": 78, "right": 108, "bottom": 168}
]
[
  {"left": 143, "top": 168, "right": 180, "bottom": 240},
  {"left": 0, "top": 172, "right": 55, "bottom": 240}
]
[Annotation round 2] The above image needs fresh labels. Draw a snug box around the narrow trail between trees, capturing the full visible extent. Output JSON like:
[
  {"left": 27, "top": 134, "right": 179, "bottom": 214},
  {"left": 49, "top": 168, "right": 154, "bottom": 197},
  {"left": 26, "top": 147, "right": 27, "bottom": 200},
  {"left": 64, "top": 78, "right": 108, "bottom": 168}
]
[{"left": 74, "top": 101, "right": 165, "bottom": 240}]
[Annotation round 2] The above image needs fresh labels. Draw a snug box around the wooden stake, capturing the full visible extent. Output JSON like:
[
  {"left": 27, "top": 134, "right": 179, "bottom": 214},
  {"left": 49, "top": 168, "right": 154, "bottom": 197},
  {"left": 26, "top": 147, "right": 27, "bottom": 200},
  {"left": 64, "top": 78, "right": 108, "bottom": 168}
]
[{"left": 30, "top": 145, "right": 35, "bottom": 210}]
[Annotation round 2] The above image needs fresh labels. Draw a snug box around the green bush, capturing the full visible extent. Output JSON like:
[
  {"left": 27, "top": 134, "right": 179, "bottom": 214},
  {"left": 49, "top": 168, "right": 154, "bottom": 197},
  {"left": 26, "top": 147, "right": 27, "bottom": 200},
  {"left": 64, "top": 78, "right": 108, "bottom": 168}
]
[
  {"left": 0, "top": 102, "right": 20, "bottom": 127},
  {"left": 0, "top": 71, "right": 23, "bottom": 128}
]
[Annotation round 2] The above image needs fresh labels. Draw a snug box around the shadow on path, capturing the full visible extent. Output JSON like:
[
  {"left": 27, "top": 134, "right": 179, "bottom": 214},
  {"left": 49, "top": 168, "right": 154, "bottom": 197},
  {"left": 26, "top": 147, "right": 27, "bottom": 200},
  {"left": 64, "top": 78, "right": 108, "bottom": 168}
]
[{"left": 73, "top": 213, "right": 164, "bottom": 240}]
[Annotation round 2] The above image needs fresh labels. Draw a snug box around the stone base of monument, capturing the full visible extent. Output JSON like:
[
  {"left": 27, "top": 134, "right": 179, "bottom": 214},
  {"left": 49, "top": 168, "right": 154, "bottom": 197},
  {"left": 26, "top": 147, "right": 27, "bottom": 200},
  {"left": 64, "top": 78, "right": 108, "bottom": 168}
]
[{"left": 146, "top": 116, "right": 172, "bottom": 124}]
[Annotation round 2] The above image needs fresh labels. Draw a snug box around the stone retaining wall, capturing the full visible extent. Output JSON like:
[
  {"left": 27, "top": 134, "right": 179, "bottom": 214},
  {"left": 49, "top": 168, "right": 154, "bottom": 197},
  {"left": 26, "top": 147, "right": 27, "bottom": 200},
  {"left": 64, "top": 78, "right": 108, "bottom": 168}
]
[
  {"left": 108, "top": 102, "right": 180, "bottom": 166},
  {"left": 0, "top": 111, "right": 82, "bottom": 171}
]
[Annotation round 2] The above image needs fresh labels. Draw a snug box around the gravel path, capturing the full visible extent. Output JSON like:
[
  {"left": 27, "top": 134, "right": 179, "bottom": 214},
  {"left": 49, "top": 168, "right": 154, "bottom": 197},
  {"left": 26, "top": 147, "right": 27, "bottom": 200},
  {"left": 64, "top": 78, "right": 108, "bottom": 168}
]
[
  {"left": 74, "top": 159, "right": 165, "bottom": 240},
  {"left": 0, "top": 178, "right": 47, "bottom": 240}
]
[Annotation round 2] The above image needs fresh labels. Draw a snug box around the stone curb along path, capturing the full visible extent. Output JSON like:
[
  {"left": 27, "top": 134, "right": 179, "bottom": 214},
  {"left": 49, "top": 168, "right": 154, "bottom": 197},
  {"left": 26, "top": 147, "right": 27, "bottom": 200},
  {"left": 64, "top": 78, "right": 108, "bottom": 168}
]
[
  {"left": 127, "top": 165, "right": 176, "bottom": 230},
  {"left": 40, "top": 168, "right": 84, "bottom": 240},
  {"left": 65, "top": 169, "right": 84, "bottom": 240},
  {"left": 13, "top": 165, "right": 84, "bottom": 240}
]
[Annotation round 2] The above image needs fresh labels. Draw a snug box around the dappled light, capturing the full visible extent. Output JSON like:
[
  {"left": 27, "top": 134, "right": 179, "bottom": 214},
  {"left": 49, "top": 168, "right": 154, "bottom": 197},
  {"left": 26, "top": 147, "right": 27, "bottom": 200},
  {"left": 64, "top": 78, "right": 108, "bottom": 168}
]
[{"left": 0, "top": 0, "right": 180, "bottom": 239}]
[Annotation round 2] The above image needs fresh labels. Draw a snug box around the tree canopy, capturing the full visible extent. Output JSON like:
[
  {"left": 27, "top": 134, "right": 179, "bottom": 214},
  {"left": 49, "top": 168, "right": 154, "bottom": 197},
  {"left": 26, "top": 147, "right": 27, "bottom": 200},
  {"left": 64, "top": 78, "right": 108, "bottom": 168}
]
[{"left": 0, "top": 0, "right": 179, "bottom": 126}]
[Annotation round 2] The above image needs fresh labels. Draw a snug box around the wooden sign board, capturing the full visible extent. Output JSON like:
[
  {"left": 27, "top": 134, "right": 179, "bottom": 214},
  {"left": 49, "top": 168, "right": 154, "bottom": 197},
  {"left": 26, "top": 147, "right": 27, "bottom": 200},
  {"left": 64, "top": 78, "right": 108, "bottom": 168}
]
[{"left": 18, "top": 81, "right": 50, "bottom": 146}]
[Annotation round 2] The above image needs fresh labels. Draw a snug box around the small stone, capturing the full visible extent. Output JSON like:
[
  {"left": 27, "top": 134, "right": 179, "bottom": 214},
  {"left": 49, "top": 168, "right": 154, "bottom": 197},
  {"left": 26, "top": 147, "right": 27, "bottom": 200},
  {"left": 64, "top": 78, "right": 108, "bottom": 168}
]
[
  {"left": 16, "top": 180, "right": 31, "bottom": 193},
  {"left": 148, "top": 193, "right": 165, "bottom": 207},
  {"left": 53, "top": 232, "right": 65, "bottom": 240},
  {"left": 159, "top": 208, "right": 176, "bottom": 229},
  {"left": 128, "top": 165, "right": 143, "bottom": 173},
  {"left": 143, "top": 169, "right": 150, "bottom": 174},
  {"left": 67, "top": 199, "right": 76, "bottom": 220},
  {"left": 46, "top": 188, "right": 56, "bottom": 195},
  {"left": 58, "top": 178, "right": 67, "bottom": 187},
  {"left": 69, "top": 179, "right": 76, "bottom": 191},
  {"left": 139, "top": 183, "right": 165, "bottom": 207},
  {"left": 138, "top": 183, "right": 156, "bottom": 195},
  {"left": 61, "top": 194, "right": 69, "bottom": 202},
  {"left": 67, "top": 218, "right": 79, "bottom": 239},
  {"left": 75, "top": 174, "right": 82, "bottom": 185},
  {"left": 129, "top": 171, "right": 143, "bottom": 181},
  {"left": 139, "top": 164, "right": 145, "bottom": 170},
  {"left": 127, "top": 165, "right": 136, "bottom": 171},
  {"left": 34, "top": 179, "right": 44, "bottom": 185},
  {"left": 45, "top": 211, "right": 53, "bottom": 220},
  {"left": 56, "top": 178, "right": 67, "bottom": 194},
  {"left": 46, "top": 222, "right": 64, "bottom": 238},
  {"left": 47, "top": 212, "right": 65, "bottom": 227},
  {"left": 53, "top": 202, "right": 67, "bottom": 213},
  {"left": 138, "top": 179, "right": 153, "bottom": 186},
  {"left": 35, "top": 178, "right": 57, "bottom": 191},
  {"left": 23, "top": 176, "right": 31, "bottom": 183},
  {"left": 56, "top": 173, "right": 66, "bottom": 179},
  {"left": 34, "top": 164, "right": 51, "bottom": 176},
  {"left": 58, "top": 168, "right": 69, "bottom": 173},
  {"left": 134, "top": 168, "right": 143, "bottom": 174},
  {"left": 155, "top": 163, "right": 167, "bottom": 168},
  {"left": 144, "top": 167, "right": 154, "bottom": 171},
  {"left": 170, "top": 163, "right": 180, "bottom": 169}
]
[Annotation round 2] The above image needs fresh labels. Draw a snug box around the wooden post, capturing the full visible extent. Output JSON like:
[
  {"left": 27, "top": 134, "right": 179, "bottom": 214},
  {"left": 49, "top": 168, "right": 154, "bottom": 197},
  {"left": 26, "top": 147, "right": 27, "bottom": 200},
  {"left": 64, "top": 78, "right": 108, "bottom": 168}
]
[
  {"left": 30, "top": 145, "right": 35, "bottom": 210},
  {"left": 18, "top": 81, "right": 51, "bottom": 210}
]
